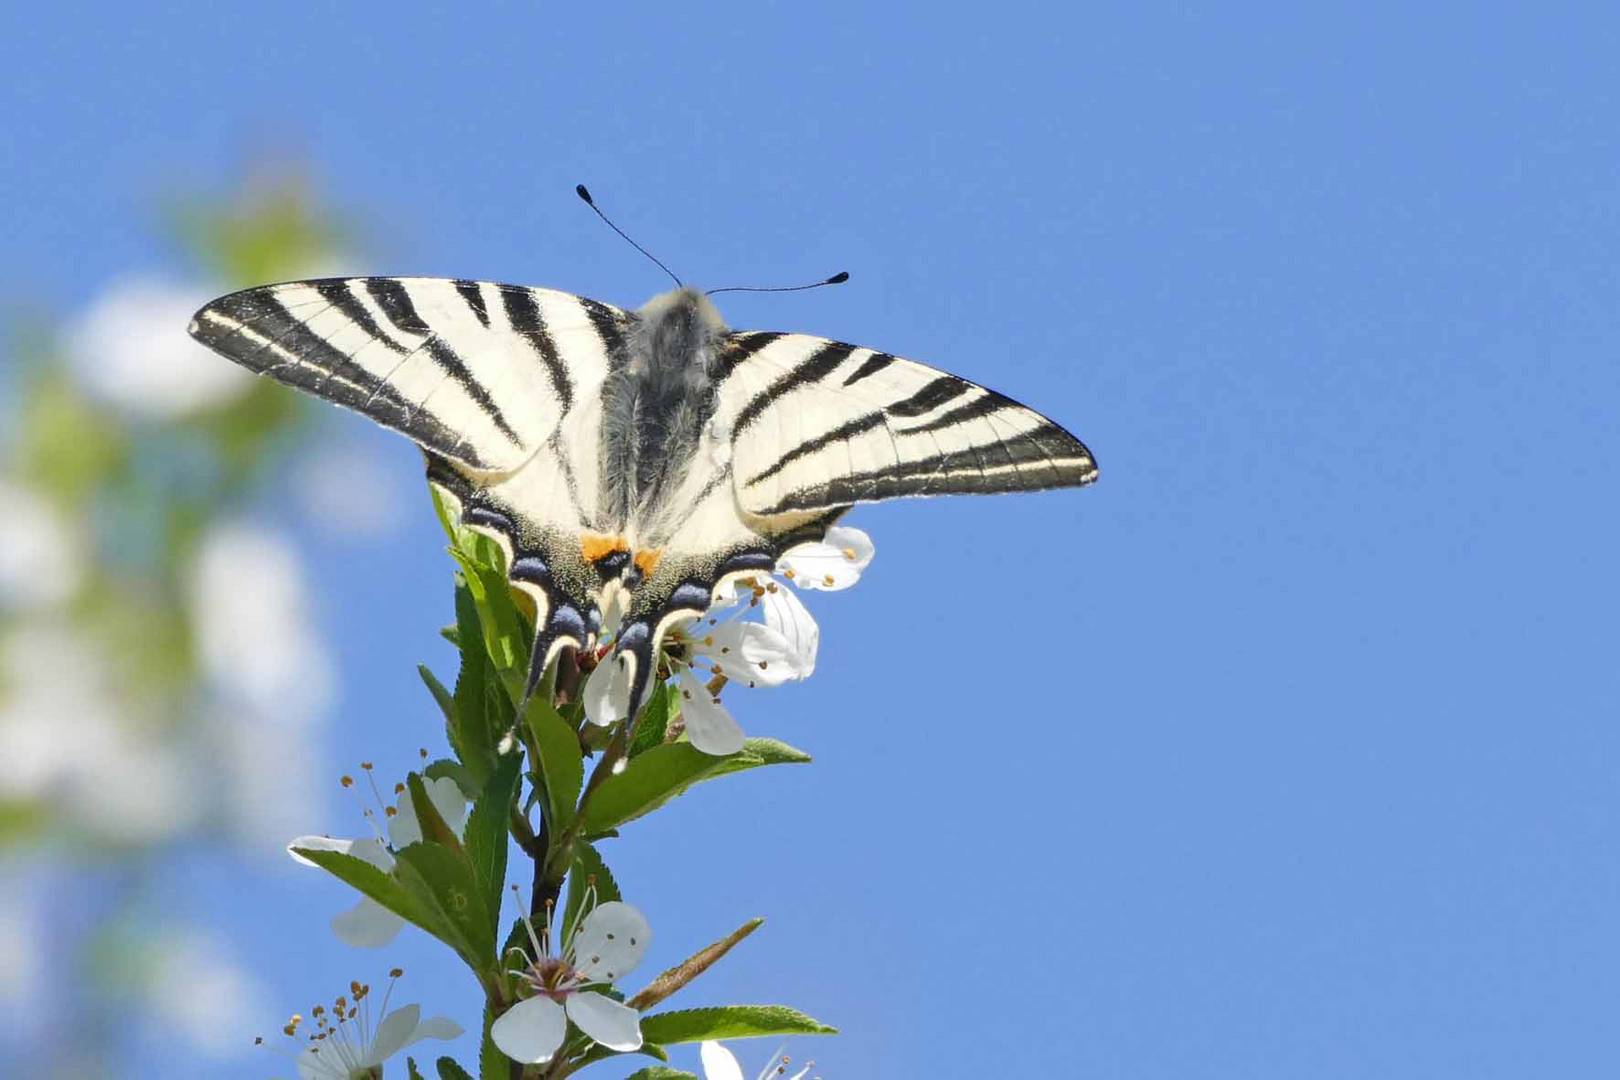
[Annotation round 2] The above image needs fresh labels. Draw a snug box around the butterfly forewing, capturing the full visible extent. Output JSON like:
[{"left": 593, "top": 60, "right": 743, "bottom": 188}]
[
  {"left": 188, "top": 277, "right": 626, "bottom": 475},
  {"left": 720, "top": 332, "right": 1098, "bottom": 516}
]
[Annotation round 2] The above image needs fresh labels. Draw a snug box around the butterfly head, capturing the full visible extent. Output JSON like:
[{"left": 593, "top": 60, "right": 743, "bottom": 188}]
[{"left": 638, "top": 286, "right": 727, "bottom": 337}]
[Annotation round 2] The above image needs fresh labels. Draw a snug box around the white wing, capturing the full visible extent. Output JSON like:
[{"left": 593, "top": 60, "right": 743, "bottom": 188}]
[
  {"left": 716, "top": 331, "right": 1098, "bottom": 517},
  {"left": 188, "top": 276, "right": 628, "bottom": 476}
]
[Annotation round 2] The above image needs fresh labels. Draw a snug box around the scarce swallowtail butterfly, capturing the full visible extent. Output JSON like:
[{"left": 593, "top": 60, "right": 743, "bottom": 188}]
[{"left": 187, "top": 223, "right": 1098, "bottom": 728}]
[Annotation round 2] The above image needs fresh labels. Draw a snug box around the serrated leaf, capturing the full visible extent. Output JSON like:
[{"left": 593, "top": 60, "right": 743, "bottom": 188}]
[
  {"left": 580, "top": 738, "right": 811, "bottom": 836},
  {"left": 288, "top": 845, "right": 448, "bottom": 945},
  {"left": 465, "top": 753, "right": 522, "bottom": 939},
  {"left": 628, "top": 918, "right": 761, "bottom": 1011},
  {"left": 435, "top": 1057, "right": 474, "bottom": 1080},
  {"left": 406, "top": 1057, "right": 427, "bottom": 1080},
  {"left": 561, "top": 841, "right": 622, "bottom": 944},
  {"left": 478, "top": 999, "right": 506, "bottom": 1080},
  {"left": 418, "top": 664, "right": 455, "bottom": 723},
  {"left": 622, "top": 1068, "right": 697, "bottom": 1079},
  {"left": 451, "top": 583, "right": 498, "bottom": 787},
  {"left": 526, "top": 695, "right": 583, "bottom": 833},
  {"left": 394, "top": 843, "right": 492, "bottom": 973},
  {"left": 638, "top": 1005, "right": 836, "bottom": 1045}
]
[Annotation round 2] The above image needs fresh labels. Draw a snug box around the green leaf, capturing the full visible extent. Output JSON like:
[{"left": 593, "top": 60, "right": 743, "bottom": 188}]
[
  {"left": 393, "top": 843, "right": 493, "bottom": 973},
  {"left": 628, "top": 918, "right": 761, "bottom": 1012},
  {"left": 580, "top": 738, "right": 812, "bottom": 836},
  {"left": 450, "top": 542, "right": 529, "bottom": 695},
  {"left": 289, "top": 845, "right": 448, "bottom": 944},
  {"left": 622, "top": 1069, "right": 698, "bottom": 1080},
  {"left": 435, "top": 1057, "right": 474, "bottom": 1080},
  {"left": 418, "top": 664, "right": 455, "bottom": 724},
  {"left": 561, "top": 841, "right": 622, "bottom": 944},
  {"left": 429, "top": 481, "right": 461, "bottom": 544},
  {"left": 572, "top": 1042, "right": 669, "bottom": 1070},
  {"left": 406, "top": 1057, "right": 427, "bottom": 1080},
  {"left": 628, "top": 681, "right": 676, "bottom": 757},
  {"left": 478, "top": 1000, "right": 506, "bottom": 1080},
  {"left": 526, "top": 695, "right": 583, "bottom": 833},
  {"left": 407, "top": 772, "right": 463, "bottom": 852},
  {"left": 638, "top": 1005, "right": 837, "bottom": 1045},
  {"left": 451, "top": 583, "right": 500, "bottom": 788},
  {"left": 465, "top": 753, "right": 522, "bottom": 939}
]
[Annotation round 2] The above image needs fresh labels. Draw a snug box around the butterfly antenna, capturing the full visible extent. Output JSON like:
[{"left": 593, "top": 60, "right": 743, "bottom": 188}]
[
  {"left": 575, "top": 184, "right": 683, "bottom": 289},
  {"left": 707, "top": 271, "right": 850, "bottom": 296}
]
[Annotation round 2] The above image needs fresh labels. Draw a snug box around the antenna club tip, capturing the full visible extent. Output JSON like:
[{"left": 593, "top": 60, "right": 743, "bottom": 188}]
[
  {"left": 575, "top": 184, "right": 594, "bottom": 205},
  {"left": 828, "top": 271, "right": 850, "bottom": 284}
]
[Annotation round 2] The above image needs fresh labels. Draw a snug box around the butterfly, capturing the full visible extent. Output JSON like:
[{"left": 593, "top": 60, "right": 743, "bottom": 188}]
[{"left": 188, "top": 274, "right": 1098, "bottom": 723}]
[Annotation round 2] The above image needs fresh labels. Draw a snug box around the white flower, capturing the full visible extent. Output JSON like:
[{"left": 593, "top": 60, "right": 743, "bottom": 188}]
[
  {"left": 270, "top": 972, "right": 461, "bottom": 1080},
  {"left": 0, "top": 481, "right": 82, "bottom": 612},
  {"left": 66, "top": 276, "right": 254, "bottom": 418},
  {"left": 701, "top": 1040, "right": 819, "bottom": 1080},
  {"left": 289, "top": 774, "right": 468, "bottom": 948},
  {"left": 491, "top": 900, "right": 651, "bottom": 1066},
  {"left": 582, "top": 527, "right": 873, "bottom": 755},
  {"left": 775, "top": 525, "right": 875, "bottom": 592}
]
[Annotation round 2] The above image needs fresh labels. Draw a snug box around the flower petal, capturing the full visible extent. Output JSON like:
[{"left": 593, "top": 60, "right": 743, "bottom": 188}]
[
  {"left": 700, "top": 1040, "right": 746, "bottom": 1080},
  {"left": 583, "top": 653, "right": 632, "bottom": 728},
  {"left": 404, "top": 1015, "right": 465, "bottom": 1045},
  {"left": 363, "top": 1003, "right": 421, "bottom": 1065},
  {"left": 565, "top": 991, "right": 643, "bottom": 1052},
  {"left": 388, "top": 775, "right": 466, "bottom": 847},
  {"left": 777, "top": 526, "right": 873, "bottom": 590},
  {"left": 676, "top": 668, "right": 746, "bottom": 756},
  {"left": 700, "top": 621, "right": 806, "bottom": 688},
  {"left": 760, "top": 585, "right": 818, "bottom": 675},
  {"left": 331, "top": 897, "right": 405, "bottom": 949},
  {"left": 491, "top": 996, "right": 568, "bottom": 1065},
  {"left": 571, "top": 900, "right": 652, "bottom": 982}
]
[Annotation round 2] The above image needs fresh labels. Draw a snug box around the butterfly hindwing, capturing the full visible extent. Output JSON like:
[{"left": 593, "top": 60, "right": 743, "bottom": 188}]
[{"left": 716, "top": 331, "right": 1098, "bottom": 516}]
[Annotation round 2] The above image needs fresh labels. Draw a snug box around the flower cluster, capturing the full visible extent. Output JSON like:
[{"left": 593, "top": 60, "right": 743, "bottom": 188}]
[{"left": 583, "top": 526, "right": 875, "bottom": 754}]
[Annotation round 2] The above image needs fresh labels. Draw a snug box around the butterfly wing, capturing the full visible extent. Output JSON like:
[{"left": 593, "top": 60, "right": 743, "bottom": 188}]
[
  {"left": 189, "top": 276, "right": 634, "bottom": 691},
  {"left": 716, "top": 332, "right": 1098, "bottom": 517}
]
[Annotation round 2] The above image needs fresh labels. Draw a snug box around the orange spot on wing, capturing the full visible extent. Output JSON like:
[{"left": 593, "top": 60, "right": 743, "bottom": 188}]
[
  {"left": 634, "top": 549, "right": 663, "bottom": 578},
  {"left": 581, "top": 533, "right": 629, "bottom": 562}
]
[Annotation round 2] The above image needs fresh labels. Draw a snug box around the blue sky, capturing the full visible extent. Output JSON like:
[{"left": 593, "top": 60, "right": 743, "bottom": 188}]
[{"left": 6, "top": 2, "right": 1620, "bottom": 1076}]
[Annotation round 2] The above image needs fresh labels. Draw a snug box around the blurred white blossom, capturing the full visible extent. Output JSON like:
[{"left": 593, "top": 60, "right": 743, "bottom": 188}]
[
  {"left": 0, "top": 623, "right": 193, "bottom": 842},
  {"left": 66, "top": 276, "right": 254, "bottom": 418},
  {"left": 190, "top": 523, "right": 334, "bottom": 851},
  {"left": 0, "top": 482, "right": 82, "bottom": 612},
  {"left": 145, "top": 927, "right": 272, "bottom": 1059},
  {"left": 701, "top": 1040, "right": 820, "bottom": 1080}
]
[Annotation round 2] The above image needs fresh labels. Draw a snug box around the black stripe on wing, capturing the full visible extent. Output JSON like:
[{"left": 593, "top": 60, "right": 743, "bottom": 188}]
[
  {"left": 751, "top": 423, "right": 1096, "bottom": 515},
  {"left": 188, "top": 286, "right": 491, "bottom": 468},
  {"left": 364, "top": 278, "right": 524, "bottom": 445},
  {"left": 497, "top": 287, "right": 576, "bottom": 411}
]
